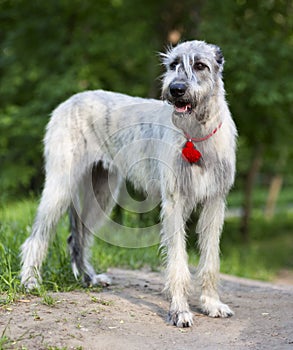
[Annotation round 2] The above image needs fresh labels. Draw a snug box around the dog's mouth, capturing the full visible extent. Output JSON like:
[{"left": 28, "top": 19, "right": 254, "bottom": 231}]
[{"left": 173, "top": 100, "right": 193, "bottom": 114}]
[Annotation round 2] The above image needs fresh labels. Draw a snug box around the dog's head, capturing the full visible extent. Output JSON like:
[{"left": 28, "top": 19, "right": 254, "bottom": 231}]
[{"left": 161, "top": 40, "right": 224, "bottom": 121}]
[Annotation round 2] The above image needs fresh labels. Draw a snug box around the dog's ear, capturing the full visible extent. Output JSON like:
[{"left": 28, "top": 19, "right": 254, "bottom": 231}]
[
  {"left": 210, "top": 44, "right": 225, "bottom": 71},
  {"left": 215, "top": 46, "right": 224, "bottom": 66}
]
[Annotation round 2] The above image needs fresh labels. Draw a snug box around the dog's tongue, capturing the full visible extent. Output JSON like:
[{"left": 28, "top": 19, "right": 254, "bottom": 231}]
[{"left": 175, "top": 103, "right": 192, "bottom": 113}]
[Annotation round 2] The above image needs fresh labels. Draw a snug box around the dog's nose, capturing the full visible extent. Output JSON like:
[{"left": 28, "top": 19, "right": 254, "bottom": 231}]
[{"left": 169, "top": 82, "right": 187, "bottom": 98}]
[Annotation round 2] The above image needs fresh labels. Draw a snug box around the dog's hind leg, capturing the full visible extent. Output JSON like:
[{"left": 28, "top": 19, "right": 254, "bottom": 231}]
[
  {"left": 20, "top": 115, "right": 89, "bottom": 290},
  {"left": 68, "top": 162, "right": 121, "bottom": 287},
  {"left": 196, "top": 196, "right": 234, "bottom": 318},
  {"left": 20, "top": 168, "right": 76, "bottom": 290}
]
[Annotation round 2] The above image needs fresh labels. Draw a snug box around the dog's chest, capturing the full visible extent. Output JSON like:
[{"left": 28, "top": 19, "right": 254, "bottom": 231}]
[{"left": 178, "top": 150, "right": 233, "bottom": 202}]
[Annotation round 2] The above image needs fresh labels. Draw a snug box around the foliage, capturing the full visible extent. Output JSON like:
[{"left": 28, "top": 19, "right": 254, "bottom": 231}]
[
  {"left": 0, "top": 1, "right": 292, "bottom": 241},
  {"left": 1, "top": 0, "right": 292, "bottom": 196},
  {"left": 194, "top": 0, "right": 293, "bottom": 239},
  {"left": 200, "top": 1, "right": 293, "bottom": 132},
  {"left": 198, "top": 0, "right": 293, "bottom": 174},
  {"left": 0, "top": 0, "right": 165, "bottom": 198}
]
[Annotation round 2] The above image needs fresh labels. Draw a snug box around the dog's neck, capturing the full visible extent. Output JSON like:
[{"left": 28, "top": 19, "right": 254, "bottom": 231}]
[
  {"left": 184, "top": 122, "right": 222, "bottom": 142},
  {"left": 172, "top": 102, "right": 222, "bottom": 138},
  {"left": 172, "top": 86, "right": 225, "bottom": 138}
]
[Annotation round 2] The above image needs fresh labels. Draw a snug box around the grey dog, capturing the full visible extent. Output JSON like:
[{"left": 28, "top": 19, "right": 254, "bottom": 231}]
[{"left": 20, "top": 40, "right": 237, "bottom": 327}]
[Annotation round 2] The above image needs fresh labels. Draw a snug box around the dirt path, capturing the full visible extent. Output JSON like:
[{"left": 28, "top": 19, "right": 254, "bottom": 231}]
[{"left": 1, "top": 268, "right": 292, "bottom": 350}]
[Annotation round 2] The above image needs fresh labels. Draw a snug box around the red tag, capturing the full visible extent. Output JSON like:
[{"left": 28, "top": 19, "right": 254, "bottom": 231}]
[{"left": 182, "top": 141, "right": 201, "bottom": 163}]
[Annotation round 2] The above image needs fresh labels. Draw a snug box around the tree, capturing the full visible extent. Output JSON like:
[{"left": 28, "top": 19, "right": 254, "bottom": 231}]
[
  {"left": 0, "top": 0, "right": 162, "bottom": 198},
  {"left": 198, "top": 0, "right": 293, "bottom": 240},
  {"left": 1, "top": 0, "right": 292, "bottom": 245},
  {"left": 0, "top": 0, "right": 205, "bottom": 199}
]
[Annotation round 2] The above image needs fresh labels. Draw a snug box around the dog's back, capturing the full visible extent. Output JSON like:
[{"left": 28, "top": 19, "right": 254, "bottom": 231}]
[{"left": 21, "top": 40, "right": 237, "bottom": 328}]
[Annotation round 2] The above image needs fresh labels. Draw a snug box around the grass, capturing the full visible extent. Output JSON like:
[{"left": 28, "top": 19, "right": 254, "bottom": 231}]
[
  {"left": 0, "top": 318, "right": 83, "bottom": 350},
  {"left": 0, "top": 198, "right": 160, "bottom": 302},
  {"left": 0, "top": 196, "right": 292, "bottom": 303},
  {"left": 0, "top": 319, "right": 30, "bottom": 350},
  {"left": 227, "top": 186, "right": 293, "bottom": 212}
]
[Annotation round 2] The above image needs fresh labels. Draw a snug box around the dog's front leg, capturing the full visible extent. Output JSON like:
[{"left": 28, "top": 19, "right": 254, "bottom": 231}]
[
  {"left": 161, "top": 198, "right": 193, "bottom": 327},
  {"left": 196, "top": 196, "right": 234, "bottom": 318}
]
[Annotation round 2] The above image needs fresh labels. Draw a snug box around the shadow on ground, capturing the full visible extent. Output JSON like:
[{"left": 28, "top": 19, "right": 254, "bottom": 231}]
[{"left": 0, "top": 268, "right": 292, "bottom": 350}]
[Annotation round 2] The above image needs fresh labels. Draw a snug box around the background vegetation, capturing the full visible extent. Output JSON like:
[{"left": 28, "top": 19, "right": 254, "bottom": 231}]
[{"left": 0, "top": 0, "right": 292, "bottom": 298}]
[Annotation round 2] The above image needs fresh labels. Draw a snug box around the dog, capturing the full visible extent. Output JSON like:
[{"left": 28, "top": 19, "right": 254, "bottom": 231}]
[{"left": 20, "top": 40, "right": 237, "bottom": 327}]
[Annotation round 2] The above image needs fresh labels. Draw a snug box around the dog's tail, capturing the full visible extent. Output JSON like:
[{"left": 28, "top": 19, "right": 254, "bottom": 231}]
[{"left": 67, "top": 205, "right": 86, "bottom": 280}]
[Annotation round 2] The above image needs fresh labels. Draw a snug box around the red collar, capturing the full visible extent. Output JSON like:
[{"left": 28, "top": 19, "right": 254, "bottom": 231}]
[
  {"left": 184, "top": 122, "right": 222, "bottom": 142},
  {"left": 182, "top": 122, "right": 222, "bottom": 164}
]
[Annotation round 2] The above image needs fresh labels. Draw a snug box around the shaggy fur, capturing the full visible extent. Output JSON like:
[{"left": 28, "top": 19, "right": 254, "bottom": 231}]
[{"left": 20, "top": 40, "right": 237, "bottom": 327}]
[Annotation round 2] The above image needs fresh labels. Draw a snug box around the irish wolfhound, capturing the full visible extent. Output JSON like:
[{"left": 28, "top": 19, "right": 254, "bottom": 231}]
[{"left": 20, "top": 40, "right": 237, "bottom": 327}]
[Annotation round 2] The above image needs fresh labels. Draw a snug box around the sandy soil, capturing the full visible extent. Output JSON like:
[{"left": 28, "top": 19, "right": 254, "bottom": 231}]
[{"left": 1, "top": 268, "right": 292, "bottom": 350}]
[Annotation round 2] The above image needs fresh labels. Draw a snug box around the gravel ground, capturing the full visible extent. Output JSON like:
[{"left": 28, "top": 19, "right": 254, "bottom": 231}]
[{"left": 0, "top": 268, "right": 292, "bottom": 350}]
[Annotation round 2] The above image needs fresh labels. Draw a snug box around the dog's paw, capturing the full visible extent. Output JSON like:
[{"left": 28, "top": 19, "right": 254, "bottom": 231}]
[
  {"left": 168, "top": 310, "right": 193, "bottom": 327},
  {"left": 21, "top": 276, "right": 40, "bottom": 291},
  {"left": 200, "top": 296, "right": 234, "bottom": 318},
  {"left": 20, "top": 267, "right": 42, "bottom": 292},
  {"left": 91, "top": 273, "right": 112, "bottom": 287}
]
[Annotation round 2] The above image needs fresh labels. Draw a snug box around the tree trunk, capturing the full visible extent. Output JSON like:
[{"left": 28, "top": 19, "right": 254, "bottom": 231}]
[
  {"left": 240, "top": 145, "right": 263, "bottom": 242},
  {"left": 264, "top": 174, "right": 283, "bottom": 220}
]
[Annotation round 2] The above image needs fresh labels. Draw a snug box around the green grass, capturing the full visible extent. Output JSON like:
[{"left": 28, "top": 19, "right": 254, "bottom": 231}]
[
  {"left": 0, "top": 318, "right": 30, "bottom": 350},
  {"left": 227, "top": 186, "right": 293, "bottom": 212},
  {"left": 220, "top": 214, "right": 293, "bottom": 280},
  {"left": 0, "top": 198, "right": 292, "bottom": 303},
  {"left": 0, "top": 198, "right": 160, "bottom": 302}
]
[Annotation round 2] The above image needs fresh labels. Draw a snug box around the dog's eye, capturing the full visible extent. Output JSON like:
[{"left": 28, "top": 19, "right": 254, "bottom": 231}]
[
  {"left": 169, "top": 60, "right": 179, "bottom": 71},
  {"left": 194, "top": 62, "right": 207, "bottom": 71}
]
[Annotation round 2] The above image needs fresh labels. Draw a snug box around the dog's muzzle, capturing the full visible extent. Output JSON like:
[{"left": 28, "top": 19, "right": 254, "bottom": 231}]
[{"left": 169, "top": 82, "right": 193, "bottom": 114}]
